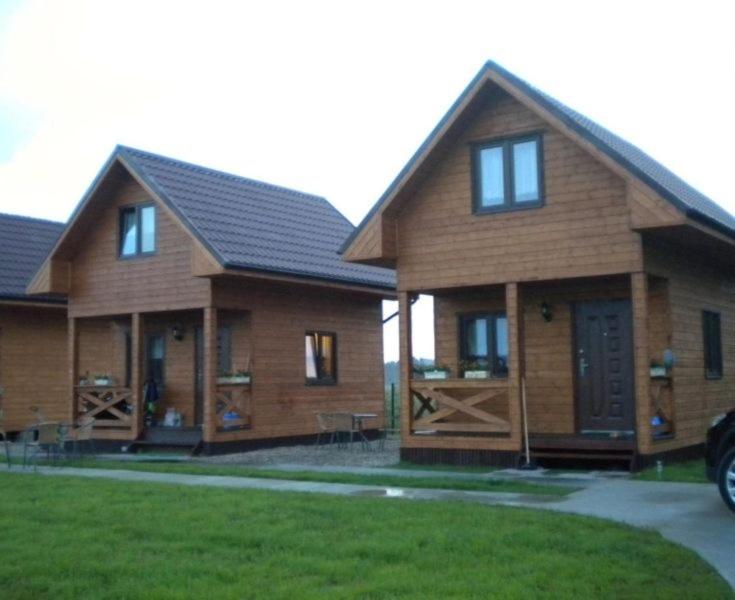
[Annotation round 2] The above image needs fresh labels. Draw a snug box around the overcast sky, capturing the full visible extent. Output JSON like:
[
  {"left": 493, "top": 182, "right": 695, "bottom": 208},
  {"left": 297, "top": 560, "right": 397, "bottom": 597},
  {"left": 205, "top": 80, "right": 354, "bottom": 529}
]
[{"left": 1, "top": 0, "right": 734, "bottom": 362}]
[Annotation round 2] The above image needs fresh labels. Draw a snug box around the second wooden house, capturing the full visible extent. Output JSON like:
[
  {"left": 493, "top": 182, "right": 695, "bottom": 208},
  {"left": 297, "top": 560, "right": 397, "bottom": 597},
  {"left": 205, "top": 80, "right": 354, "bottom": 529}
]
[
  {"left": 29, "top": 146, "right": 395, "bottom": 452},
  {"left": 343, "top": 61, "right": 735, "bottom": 469}
]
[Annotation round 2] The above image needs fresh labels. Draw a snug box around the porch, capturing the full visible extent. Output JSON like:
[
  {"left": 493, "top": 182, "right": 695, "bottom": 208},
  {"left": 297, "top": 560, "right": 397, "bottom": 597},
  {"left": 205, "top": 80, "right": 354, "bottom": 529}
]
[
  {"left": 399, "top": 273, "right": 676, "bottom": 464},
  {"left": 68, "top": 308, "right": 253, "bottom": 445}
]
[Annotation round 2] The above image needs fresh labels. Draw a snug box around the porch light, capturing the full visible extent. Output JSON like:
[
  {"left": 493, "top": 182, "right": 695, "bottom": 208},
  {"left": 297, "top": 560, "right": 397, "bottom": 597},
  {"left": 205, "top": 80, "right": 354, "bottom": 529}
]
[
  {"left": 172, "top": 324, "right": 185, "bottom": 341},
  {"left": 540, "top": 302, "right": 553, "bottom": 322}
]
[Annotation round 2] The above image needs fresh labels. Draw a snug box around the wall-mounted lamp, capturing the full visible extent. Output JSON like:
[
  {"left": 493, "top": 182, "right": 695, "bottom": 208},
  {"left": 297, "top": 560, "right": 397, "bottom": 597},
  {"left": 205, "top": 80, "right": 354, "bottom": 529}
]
[
  {"left": 172, "top": 324, "right": 185, "bottom": 341},
  {"left": 540, "top": 302, "right": 553, "bottom": 323}
]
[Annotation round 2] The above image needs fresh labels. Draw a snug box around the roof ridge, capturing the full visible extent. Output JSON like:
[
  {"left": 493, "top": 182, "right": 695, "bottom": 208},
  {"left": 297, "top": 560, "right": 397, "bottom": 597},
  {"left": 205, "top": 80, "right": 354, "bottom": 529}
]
[
  {"left": 117, "top": 145, "right": 328, "bottom": 204},
  {"left": 0, "top": 212, "right": 65, "bottom": 226}
]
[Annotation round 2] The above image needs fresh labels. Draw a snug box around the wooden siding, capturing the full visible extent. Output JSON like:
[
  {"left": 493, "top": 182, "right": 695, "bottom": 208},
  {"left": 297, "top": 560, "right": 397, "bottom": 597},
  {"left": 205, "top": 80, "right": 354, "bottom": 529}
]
[
  {"left": 395, "top": 89, "right": 642, "bottom": 291},
  {"left": 68, "top": 171, "right": 210, "bottom": 317},
  {"left": 644, "top": 237, "right": 735, "bottom": 452},
  {"left": 210, "top": 278, "right": 385, "bottom": 442},
  {"left": 0, "top": 305, "right": 67, "bottom": 432}
]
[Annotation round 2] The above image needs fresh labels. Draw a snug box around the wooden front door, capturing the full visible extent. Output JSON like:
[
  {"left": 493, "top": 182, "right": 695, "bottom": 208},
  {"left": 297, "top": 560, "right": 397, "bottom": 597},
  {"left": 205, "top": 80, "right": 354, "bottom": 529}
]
[{"left": 574, "top": 300, "right": 635, "bottom": 434}]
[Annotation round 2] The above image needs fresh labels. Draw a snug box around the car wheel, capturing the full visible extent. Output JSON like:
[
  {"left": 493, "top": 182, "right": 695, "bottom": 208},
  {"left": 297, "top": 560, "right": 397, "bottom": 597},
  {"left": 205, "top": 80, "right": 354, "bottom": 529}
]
[{"left": 717, "top": 447, "right": 735, "bottom": 514}]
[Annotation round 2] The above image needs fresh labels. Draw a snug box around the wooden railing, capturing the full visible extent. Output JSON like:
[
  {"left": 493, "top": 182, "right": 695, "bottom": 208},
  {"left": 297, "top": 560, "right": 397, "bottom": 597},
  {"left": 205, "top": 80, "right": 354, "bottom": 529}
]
[
  {"left": 410, "top": 379, "right": 510, "bottom": 436},
  {"left": 75, "top": 386, "right": 133, "bottom": 430},
  {"left": 215, "top": 383, "right": 252, "bottom": 431}
]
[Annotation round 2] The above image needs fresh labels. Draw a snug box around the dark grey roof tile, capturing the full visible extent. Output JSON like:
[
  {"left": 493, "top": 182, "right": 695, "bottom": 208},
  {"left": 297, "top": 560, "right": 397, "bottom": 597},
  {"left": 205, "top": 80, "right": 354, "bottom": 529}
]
[
  {"left": 118, "top": 147, "right": 395, "bottom": 289},
  {"left": 0, "top": 213, "right": 65, "bottom": 302}
]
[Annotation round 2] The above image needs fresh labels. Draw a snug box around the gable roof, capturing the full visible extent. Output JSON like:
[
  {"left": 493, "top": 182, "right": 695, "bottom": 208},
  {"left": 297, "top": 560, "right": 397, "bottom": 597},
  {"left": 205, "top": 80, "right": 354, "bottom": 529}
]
[
  {"left": 44, "top": 146, "right": 396, "bottom": 292},
  {"left": 341, "top": 60, "right": 735, "bottom": 253},
  {"left": 0, "top": 213, "right": 65, "bottom": 303}
]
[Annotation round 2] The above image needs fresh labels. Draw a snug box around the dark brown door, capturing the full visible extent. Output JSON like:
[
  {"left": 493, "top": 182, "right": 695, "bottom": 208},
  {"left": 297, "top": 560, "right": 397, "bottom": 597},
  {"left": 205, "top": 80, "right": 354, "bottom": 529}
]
[{"left": 574, "top": 300, "right": 635, "bottom": 434}]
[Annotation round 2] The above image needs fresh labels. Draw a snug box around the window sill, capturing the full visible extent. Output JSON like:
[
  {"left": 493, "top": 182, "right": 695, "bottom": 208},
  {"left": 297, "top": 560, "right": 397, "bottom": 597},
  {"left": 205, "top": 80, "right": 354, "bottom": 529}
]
[{"left": 473, "top": 201, "right": 544, "bottom": 216}]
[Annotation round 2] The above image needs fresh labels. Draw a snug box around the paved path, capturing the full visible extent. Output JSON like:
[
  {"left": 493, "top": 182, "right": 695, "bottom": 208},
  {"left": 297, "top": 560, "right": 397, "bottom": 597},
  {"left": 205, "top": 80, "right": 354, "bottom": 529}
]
[{"left": 2, "top": 464, "right": 733, "bottom": 588}]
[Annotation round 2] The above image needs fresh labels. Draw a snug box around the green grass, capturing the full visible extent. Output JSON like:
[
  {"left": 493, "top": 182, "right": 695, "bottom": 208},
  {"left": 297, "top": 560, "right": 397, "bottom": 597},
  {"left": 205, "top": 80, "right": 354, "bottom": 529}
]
[
  {"left": 0, "top": 473, "right": 730, "bottom": 599},
  {"left": 28, "top": 458, "right": 572, "bottom": 496},
  {"left": 634, "top": 459, "right": 709, "bottom": 483},
  {"left": 392, "top": 460, "right": 498, "bottom": 474}
]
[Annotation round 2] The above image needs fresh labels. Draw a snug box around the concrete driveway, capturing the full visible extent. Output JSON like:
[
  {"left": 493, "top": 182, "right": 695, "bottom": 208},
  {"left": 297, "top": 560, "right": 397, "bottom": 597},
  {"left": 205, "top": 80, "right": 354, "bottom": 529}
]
[{"left": 532, "top": 479, "right": 735, "bottom": 589}]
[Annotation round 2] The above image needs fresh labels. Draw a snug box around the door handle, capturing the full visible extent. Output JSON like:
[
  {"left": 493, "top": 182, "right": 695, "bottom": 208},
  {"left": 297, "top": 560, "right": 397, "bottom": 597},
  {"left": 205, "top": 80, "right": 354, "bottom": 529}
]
[{"left": 579, "top": 357, "right": 589, "bottom": 377}]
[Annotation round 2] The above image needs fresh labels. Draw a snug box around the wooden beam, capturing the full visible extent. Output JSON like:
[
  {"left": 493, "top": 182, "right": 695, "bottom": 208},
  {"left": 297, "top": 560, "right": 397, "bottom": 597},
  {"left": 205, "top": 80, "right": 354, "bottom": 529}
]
[
  {"left": 203, "top": 306, "right": 218, "bottom": 442},
  {"left": 130, "top": 313, "right": 144, "bottom": 439},
  {"left": 398, "top": 291, "right": 413, "bottom": 444},
  {"left": 67, "top": 317, "right": 78, "bottom": 425},
  {"left": 631, "top": 272, "right": 651, "bottom": 455},
  {"left": 505, "top": 282, "right": 523, "bottom": 450}
]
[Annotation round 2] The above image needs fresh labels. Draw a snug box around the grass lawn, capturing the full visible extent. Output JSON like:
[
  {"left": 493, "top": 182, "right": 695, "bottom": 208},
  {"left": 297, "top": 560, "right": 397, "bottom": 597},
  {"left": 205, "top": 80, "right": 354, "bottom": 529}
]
[
  {"left": 25, "top": 458, "right": 573, "bottom": 496},
  {"left": 1, "top": 473, "right": 731, "bottom": 599},
  {"left": 634, "top": 459, "right": 709, "bottom": 483},
  {"left": 392, "top": 460, "right": 498, "bottom": 474}
]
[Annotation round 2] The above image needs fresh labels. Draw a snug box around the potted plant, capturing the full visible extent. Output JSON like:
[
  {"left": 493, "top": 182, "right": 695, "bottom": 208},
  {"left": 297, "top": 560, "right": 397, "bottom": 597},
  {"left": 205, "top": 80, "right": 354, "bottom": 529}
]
[
  {"left": 413, "top": 363, "right": 451, "bottom": 380},
  {"left": 94, "top": 373, "right": 112, "bottom": 386},
  {"left": 217, "top": 370, "right": 251, "bottom": 384},
  {"left": 650, "top": 360, "right": 667, "bottom": 378},
  {"left": 461, "top": 360, "right": 491, "bottom": 379}
]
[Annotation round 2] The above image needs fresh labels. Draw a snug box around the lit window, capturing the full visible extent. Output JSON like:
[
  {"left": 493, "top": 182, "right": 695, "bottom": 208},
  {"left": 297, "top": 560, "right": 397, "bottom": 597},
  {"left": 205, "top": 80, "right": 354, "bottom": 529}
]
[{"left": 305, "top": 331, "right": 337, "bottom": 384}]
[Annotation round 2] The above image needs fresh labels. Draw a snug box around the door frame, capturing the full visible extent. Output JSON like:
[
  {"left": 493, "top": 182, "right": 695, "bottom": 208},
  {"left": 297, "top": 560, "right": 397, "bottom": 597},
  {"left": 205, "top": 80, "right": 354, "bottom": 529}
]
[{"left": 571, "top": 298, "right": 637, "bottom": 437}]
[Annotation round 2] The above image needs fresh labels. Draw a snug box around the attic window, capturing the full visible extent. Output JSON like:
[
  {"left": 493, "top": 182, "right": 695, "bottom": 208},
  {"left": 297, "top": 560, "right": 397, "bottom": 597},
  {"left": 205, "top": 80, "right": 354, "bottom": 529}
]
[
  {"left": 120, "top": 204, "right": 156, "bottom": 257},
  {"left": 472, "top": 133, "right": 544, "bottom": 213}
]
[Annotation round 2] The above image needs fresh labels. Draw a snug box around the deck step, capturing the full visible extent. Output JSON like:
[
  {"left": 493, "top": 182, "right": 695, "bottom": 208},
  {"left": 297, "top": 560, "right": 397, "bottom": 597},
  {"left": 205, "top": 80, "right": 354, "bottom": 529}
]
[{"left": 126, "top": 427, "right": 203, "bottom": 456}]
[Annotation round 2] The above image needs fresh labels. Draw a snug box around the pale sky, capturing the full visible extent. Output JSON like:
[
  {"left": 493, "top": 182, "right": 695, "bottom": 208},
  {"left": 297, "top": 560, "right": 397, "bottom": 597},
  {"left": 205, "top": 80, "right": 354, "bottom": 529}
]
[{"left": 1, "top": 0, "right": 734, "bottom": 362}]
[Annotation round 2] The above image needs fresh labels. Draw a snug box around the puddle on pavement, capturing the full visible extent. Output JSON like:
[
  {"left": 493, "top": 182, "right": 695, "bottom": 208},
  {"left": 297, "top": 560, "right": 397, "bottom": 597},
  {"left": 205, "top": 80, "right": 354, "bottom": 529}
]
[{"left": 354, "top": 488, "right": 405, "bottom": 498}]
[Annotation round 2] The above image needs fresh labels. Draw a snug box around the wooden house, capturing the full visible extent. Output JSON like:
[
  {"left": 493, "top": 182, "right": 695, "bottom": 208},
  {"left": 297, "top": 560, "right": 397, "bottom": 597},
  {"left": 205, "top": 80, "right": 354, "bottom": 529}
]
[
  {"left": 342, "top": 61, "right": 735, "bottom": 468},
  {"left": 29, "top": 146, "right": 395, "bottom": 452},
  {"left": 0, "top": 213, "right": 67, "bottom": 433}
]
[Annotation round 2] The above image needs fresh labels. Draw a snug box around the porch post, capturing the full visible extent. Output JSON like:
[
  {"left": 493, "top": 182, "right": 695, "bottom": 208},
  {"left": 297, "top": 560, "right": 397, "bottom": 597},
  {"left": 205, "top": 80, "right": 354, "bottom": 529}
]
[
  {"left": 505, "top": 282, "right": 524, "bottom": 451},
  {"left": 203, "top": 306, "right": 218, "bottom": 443},
  {"left": 631, "top": 272, "right": 651, "bottom": 456},
  {"left": 398, "top": 291, "right": 413, "bottom": 442},
  {"left": 68, "top": 317, "right": 78, "bottom": 425},
  {"left": 130, "top": 313, "right": 144, "bottom": 439}
]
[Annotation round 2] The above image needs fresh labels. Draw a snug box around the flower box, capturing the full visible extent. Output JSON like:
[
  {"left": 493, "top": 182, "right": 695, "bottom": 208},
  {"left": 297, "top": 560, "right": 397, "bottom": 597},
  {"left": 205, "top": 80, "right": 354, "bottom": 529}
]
[
  {"left": 650, "top": 366, "right": 667, "bottom": 378},
  {"left": 463, "top": 370, "right": 491, "bottom": 379},
  {"left": 217, "top": 375, "right": 251, "bottom": 385},
  {"left": 422, "top": 370, "right": 449, "bottom": 380}
]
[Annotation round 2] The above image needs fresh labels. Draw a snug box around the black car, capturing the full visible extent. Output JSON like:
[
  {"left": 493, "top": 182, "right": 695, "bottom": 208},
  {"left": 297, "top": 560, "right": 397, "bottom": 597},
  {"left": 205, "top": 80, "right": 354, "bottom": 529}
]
[{"left": 706, "top": 409, "right": 735, "bottom": 514}]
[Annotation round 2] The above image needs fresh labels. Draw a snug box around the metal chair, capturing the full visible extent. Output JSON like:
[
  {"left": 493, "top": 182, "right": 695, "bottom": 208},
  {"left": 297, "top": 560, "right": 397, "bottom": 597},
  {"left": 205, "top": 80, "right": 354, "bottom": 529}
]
[
  {"left": 315, "top": 413, "right": 337, "bottom": 447},
  {"left": 23, "top": 422, "right": 61, "bottom": 470},
  {"left": 0, "top": 407, "right": 10, "bottom": 468},
  {"left": 65, "top": 416, "right": 96, "bottom": 457}
]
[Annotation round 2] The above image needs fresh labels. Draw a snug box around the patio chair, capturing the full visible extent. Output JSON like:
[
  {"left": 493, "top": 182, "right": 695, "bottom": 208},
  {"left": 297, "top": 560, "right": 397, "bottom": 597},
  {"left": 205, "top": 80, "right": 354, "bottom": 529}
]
[
  {"left": 315, "top": 413, "right": 337, "bottom": 447},
  {"left": 23, "top": 422, "right": 61, "bottom": 470},
  {"left": 332, "top": 413, "right": 367, "bottom": 451},
  {"left": 65, "top": 416, "right": 96, "bottom": 457},
  {"left": 0, "top": 408, "right": 10, "bottom": 468}
]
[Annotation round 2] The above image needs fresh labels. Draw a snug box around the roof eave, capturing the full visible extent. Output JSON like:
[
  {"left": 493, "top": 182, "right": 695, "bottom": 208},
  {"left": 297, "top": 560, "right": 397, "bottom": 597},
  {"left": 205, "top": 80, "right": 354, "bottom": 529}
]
[{"left": 221, "top": 261, "right": 396, "bottom": 296}]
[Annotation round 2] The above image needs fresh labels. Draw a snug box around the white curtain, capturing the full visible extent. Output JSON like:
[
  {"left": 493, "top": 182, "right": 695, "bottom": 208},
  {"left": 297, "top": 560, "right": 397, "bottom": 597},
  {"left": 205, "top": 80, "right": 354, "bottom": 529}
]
[
  {"left": 480, "top": 146, "right": 504, "bottom": 206},
  {"left": 305, "top": 335, "right": 318, "bottom": 379},
  {"left": 513, "top": 140, "right": 539, "bottom": 202}
]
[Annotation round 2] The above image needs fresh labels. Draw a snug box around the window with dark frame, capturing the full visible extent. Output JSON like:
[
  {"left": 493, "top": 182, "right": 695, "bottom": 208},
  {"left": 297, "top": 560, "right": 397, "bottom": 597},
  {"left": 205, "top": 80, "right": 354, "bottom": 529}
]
[
  {"left": 305, "top": 331, "right": 337, "bottom": 384},
  {"left": 472, "top": 133, "right": 543, "bottom": 213},
  {"left": 120, "top": 203, "right": 156, "bottom": 257},
  {"left": 702, "top": 310, "right": 723, "bottom": 379},
  {"left": 459, "top": 313, "right": 508, "bottom": 377}
]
